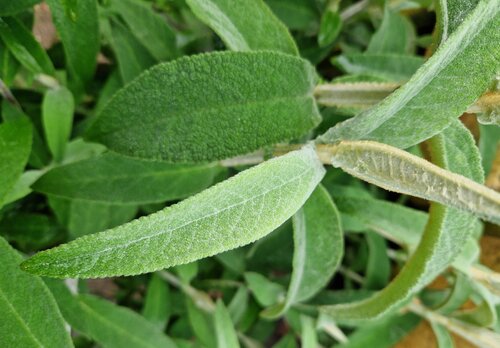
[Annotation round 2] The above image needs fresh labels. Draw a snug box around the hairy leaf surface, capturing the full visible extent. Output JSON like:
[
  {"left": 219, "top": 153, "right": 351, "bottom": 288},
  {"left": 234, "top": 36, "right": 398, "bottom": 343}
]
[
  {"left": 86, "top": 51, "right": 320, "bottom": 162},
  {"left": 0, "top": 237, "right": 72, "bottom": 348},
  {"left": 186, "top": 0, "right": 297, "bottom": 54},
  {"left": 34, "top": 152, "right": 222, "bottom": 204},
  {"left": 22, "top": 146, "right": 325, "bottom": 278},
  {"left": 319, "top": 0, "right": 500, "bottom": 148},
  {"left": 321, "top": 120, "right": 483, "bottom": 323},
  {"left": 264, "top": 185, "right": 343, "bottom": 317}
]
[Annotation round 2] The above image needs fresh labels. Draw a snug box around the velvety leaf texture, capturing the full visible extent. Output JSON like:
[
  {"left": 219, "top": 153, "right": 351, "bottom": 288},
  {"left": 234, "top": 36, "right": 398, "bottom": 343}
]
[
  {"left": 85, "top": 51, "right": 321, "bottom": 162},
  {"left": 186, "top": 0, "right": 298, "bottom": 55},
  {"left": 0, "top": 237, "right": 73, "bottom": 348},
  {"left": 0, "top": 118, "right": 32, "bottom": 207},
  {"left": 33, "top": 152, "right": 222, "bottom": 204},
  {"left": 319, "top": 0, "right": 500, "bottom": 149},
  {"left": 21, "top": 146, "right": 325, "bottom": 278},
  {"left": 321, "top": 120, "right": 483, "bottom": 323}
]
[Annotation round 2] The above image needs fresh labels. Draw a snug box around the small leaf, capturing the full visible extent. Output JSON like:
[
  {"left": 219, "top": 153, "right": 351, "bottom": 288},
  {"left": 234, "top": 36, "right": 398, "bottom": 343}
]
[
  {"left": 45, "top": 280, "right": 176, "bottom": 348},
  {"left": 244, "top": 272, "right": 284, "bottom": 307},
  {"left": 430, "top": 322, "right": 454, "bottom": 348},
  {"left": 0, "top": 213, "right": 61, "bottom": 250},
  {"left": 46, "top": 0, "right": 99, "bottom": 87},
  {"left": 33, "top": 152, "right": 222, "bottom": 204},
  {"left": 215, "top": 300, "right": 240, "bottom": 348},
  {"left": 318, "top": 9, "right": 342, "bottom": 47},
  {"left": 319, "top": 0, "right": 500, "bottom": 148},
  {"left": 42, "top": 86, "right": 74, "bottom": 162},
  {"left": 108, "top": 0, "right": 178, "bottom": 61},
  {"left": 264, "top": 185, "right": 343, "bottom": 317},
  {"left": 186, "top": 0, "right": 298, "bottom": 55},
  {"left": 0, "top": 0, "right": 41, "bottom": 15},
  {"left": 366, "top": 7, "right": 416, "bottom": 54},
  {"left": 323, "top": 139, "right": 498, "bottom": 224},
  {"left": 85, "top": 51, "right": 321, "bottom": 163},
  {"left": 300, "top": 316, "right": 318, "bottom": 348},
  {"left": 332, "top": 53, "right": 424, "bottom": 82},
  {"left": 0, "top": 237, "right": 73, "bottom": 347},
  {"left": 0, "top": 118, "right": 32, "bottom": 208},
  {"left": 142, "top": 274, "right": 171, "bottom": 331},
  {"left": 364, "top": 232, "right": 390, "bottom": 290},
  {"left": 0, "top": 17, "right": 55, "bottom": 75},
  {"left": 22, "top": 145, "right": 325, "bottom": 278}
]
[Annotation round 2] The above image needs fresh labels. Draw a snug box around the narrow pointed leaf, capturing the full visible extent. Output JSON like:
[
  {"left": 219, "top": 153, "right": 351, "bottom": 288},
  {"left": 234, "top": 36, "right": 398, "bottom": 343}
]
[
  {"left": 42, "top": 86, "right": 74, "bottom": 162},
  {"left": 367, "top": 7, "right": 415, "bottom": 54},
  {"left": 21, "top": 146, "right": 325, "bottom": 278},
  {"left": 46, "top": 0, "right": 99, "bottom": 86},
  {"left": 264, "top": 185, "right": 343, "bottom": 317},
  {"left": 108, "top": 0, "right": 178, "bottom": 61},
  {"left": 0, "top": 118, "right": 32, "bottom": 207},
  {"left": 323, "top": 139, "right": 497, "bottom": 224},
  {"left": 85, "top": 51, "right": 321, "bottom": 162},
  {"left": 186, "top": 0, "right": 298, "bottom": 55},
  {"left": 0, "top": 237, "right": 73, "bottom": 348},
  {"left": 321, "top": 120, "right": 483, "bottom": 323},
  {"left": 0, "top": 17, "right": 55, "bottom": 75},
  {"left": 142, "top": 274, "right": 171, "bottom": 330},
  {"left": 319, "top": 0, "right": 500, "bottom": 148},
  {"left": 45, "top": 280, "right": 176, "bottom": 348},
  {"left": 215, "top": 300, "right": 240, "bottom": 348},
  {"left": 33, "top": 152, "right": 222, "bottom": 204}
]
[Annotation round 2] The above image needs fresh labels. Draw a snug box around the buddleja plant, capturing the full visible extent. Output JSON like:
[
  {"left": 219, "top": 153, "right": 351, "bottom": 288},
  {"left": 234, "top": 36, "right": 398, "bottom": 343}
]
[{"left": 0, "top": 0, "right": 499, "bottom": 346}]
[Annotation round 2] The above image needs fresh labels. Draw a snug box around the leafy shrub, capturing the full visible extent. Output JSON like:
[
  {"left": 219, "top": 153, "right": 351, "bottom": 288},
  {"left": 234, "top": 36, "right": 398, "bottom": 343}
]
[{"left": 0, "top": 0, "right": 499, "bottom": 347}]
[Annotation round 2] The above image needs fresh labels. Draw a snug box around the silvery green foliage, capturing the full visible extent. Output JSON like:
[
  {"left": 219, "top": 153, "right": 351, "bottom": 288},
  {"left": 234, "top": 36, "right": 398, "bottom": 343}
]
[
  {"left": 318, "top": 0, "right": 500, "bottom": 148},
  {"left": 22, "top": 146, "right": 325, "bottom": 278}
]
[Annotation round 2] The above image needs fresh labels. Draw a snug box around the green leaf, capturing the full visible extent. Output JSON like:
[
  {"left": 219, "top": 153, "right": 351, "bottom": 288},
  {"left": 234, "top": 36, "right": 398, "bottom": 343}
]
[
  {"left": 0, "top": 237, "right": 73, "bottom": 348},
  {"left": 0, "top": 213, "right": 61, "bottom": 250},
  {"left": 263, "top": 185, "right": 343, "bottom": 317},
  {"left": 21, "top": 145, "right": 325, "bottom": 278},
  {"left": 142, "top": 274, "right": 171, "bottom": 331},
  {"left": 46, "top": 0, "right": 99, "bottom": 87},
  {"left": 364, "top": 231, "right": 390, "bottom": 290},
  {"left": 319, "top": 0, "right": 500, "bottom": 148},
  {"left": 244, "top": 272, "right": 284, "bottom": 307},
  {"left": 266, "top": 0, "right": 318, "bottom": 31},
  {"left": 42, "top": 86, "right": 74, "bottom": 162},
  {"left": 85, "top": 51, "right": 321, "bottom": 163},
  {"left": 3, "top": 170, "right": 43, "bottom": 205},
  {"left": 430, "top": 322, "right": 454, "bottom": 348},
  {"left": 0, "top": 17, "right": 55, "bottom": 75},
  {"left": 321, "top": 120, "right": 483, "bottom": 323},
  {"left": 322, "top": 136, "right": 498, "bottom": 224},
  {"left": 332, "top": 53, "right": 424, "bottom": 82},
  {"left": 34, "top": 152, "right": 221, "bottom": 204},
  {"left": 479, "top": 124, "right": 500, "bottom": 175},
  {"left": 0, "top": 118, "right": 32, "bottom": 208},
  {"left": 108, "top": 0, "right": 178, "bottom": 61},
  {"left": 0, "top": 0, "right": 41, "bottom": 15},
  {"left": 436, "top": 0, "right": 481, "bottom": 41},
  {"left": 366, "top": 7, "right": 416, "bottom": 54},
  {"left": 186, "top": 297, "right": 217, "bottom": 347},
  {"left": 186, "top": 0, "right": 298, "bottom": 55},
  {"left": 45, "top": 280, "right": 177, "bottom": 348},
  {"left": 300, "top": 316, "right": 318, "bottom": 348},
  {"left": 335, "top": 313, "right": 420, "bottom": 348},
  {"left": 106, "top": 18, "right": 157, "bottom": 84},
  {"left": 0, "top": 40, "right": 19, "bottom": 85},
  {"left": 318, "top": 9, "right": 342, "bottom": 47},
  {"left": 47, "top": 196, "right": 138, "bottom": 239},
  {"left": 215, "top": 300, "right": 240, "bottom": 348}
]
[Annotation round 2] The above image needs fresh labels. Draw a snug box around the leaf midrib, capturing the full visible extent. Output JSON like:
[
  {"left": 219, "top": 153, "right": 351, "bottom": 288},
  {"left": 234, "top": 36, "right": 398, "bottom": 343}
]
[{"left": 41, "top": 161, "right": 315, "bottom": 266}]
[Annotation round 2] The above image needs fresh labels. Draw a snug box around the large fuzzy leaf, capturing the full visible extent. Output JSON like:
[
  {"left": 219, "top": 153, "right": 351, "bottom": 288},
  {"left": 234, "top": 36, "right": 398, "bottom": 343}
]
[
  {"left": 318, "top": 0, "right": 500, "bottom": 149},
  {"left": 85, "top": 51, "right": 320, "bottom": 163},
  {"left": 21, "top": 146, "right": 325, "bottom": 278}
]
